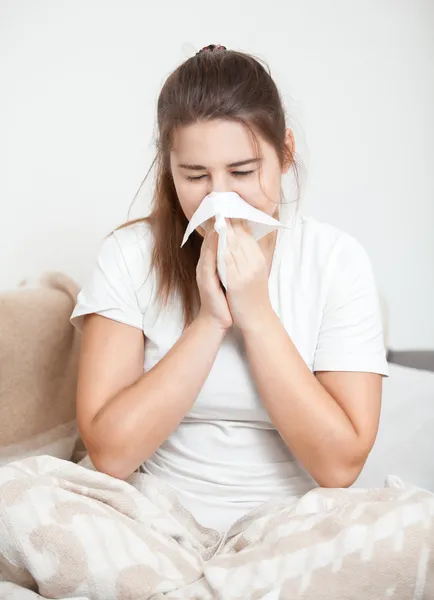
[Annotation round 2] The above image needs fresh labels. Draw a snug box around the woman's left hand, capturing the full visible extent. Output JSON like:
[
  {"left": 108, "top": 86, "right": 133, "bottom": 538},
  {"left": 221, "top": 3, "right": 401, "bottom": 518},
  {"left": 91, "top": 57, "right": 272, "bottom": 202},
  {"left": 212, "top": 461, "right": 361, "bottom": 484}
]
[{"left": 225, "top": 219, "right": 275, "bottom": 333}]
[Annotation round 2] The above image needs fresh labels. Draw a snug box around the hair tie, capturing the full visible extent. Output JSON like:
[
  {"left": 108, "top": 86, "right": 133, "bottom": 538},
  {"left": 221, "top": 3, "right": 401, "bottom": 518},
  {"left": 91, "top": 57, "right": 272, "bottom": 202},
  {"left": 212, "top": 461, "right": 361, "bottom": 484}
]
[{"left": 196, "top": 44, "right": 227, "bottom": 56}]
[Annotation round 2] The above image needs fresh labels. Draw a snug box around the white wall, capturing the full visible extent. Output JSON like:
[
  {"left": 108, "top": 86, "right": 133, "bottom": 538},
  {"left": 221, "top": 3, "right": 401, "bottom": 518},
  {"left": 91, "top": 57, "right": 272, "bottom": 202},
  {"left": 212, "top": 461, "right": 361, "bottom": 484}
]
[{"left": 1, "top": 0, "right": 433, "bottom": 349}]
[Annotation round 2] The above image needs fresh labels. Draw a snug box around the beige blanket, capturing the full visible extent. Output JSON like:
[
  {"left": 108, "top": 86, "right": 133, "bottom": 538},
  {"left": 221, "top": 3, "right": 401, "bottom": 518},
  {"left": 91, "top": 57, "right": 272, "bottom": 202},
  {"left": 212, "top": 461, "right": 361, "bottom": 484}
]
[{"left": 0, "top": 455, "right": 433, "bottom": 599}]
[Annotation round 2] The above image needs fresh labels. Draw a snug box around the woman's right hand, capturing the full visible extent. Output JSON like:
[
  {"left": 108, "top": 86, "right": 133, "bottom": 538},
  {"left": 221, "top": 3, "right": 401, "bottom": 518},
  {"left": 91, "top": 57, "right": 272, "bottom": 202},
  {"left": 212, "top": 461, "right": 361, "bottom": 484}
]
[{"left": 196, "top": 226, "right": 233, "bottom": 331}]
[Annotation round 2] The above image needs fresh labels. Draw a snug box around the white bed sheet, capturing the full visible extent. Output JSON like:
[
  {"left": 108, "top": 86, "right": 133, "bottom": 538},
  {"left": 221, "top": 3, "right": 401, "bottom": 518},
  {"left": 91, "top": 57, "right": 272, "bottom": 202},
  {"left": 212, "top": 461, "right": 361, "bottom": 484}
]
[{"left": 354, "top": 363, "right": 434, "bottom": 491}]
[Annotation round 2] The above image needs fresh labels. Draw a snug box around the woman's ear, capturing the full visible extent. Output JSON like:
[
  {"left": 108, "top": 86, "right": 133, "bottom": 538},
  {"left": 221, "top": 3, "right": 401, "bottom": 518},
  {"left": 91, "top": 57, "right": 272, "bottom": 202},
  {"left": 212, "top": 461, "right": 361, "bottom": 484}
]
[{"left": 282, "top": 128, "right": 296, "bottom": 174}]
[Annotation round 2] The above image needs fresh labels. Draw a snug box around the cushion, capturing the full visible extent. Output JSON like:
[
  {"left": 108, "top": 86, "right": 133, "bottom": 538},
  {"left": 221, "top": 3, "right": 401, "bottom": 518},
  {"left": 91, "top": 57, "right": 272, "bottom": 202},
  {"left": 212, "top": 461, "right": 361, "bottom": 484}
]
[
  {"left": 0, "top": 272, "right": 81, "bottom": 466},
  {"left": 354, "top": 363, "right": 434, "bottom": 491}
]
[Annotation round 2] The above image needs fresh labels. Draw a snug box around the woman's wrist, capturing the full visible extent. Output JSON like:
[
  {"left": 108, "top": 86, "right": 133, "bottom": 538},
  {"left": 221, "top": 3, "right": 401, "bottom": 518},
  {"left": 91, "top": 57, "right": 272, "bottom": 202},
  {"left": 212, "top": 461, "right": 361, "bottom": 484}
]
[
  {"left": 238, "top": 307, "right": 279, "bottom": 337},
  {"left": 195, "top": 310, "right": 231, "bottom": 338}
]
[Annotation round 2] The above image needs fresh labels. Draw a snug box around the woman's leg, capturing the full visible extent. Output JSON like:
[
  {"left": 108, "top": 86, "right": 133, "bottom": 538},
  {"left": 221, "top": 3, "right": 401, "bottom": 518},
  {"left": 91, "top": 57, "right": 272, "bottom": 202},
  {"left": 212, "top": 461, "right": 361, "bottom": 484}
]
[
  {"left": 0, "top": 455, "right": 219, "bottom": 599},
  {"left": 204, "top": 483, "right": 434, "bottom": 599}
]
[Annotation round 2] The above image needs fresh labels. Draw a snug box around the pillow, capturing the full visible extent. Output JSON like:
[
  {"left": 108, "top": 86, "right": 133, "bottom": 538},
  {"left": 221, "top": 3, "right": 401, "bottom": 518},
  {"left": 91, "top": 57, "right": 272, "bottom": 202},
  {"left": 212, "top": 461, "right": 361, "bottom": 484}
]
[
  {"left": 0, "top": 272, "right": 81, "bottom": 466},
  {"left": 354, "top": 363, "right": 434, "bottom": 491}
]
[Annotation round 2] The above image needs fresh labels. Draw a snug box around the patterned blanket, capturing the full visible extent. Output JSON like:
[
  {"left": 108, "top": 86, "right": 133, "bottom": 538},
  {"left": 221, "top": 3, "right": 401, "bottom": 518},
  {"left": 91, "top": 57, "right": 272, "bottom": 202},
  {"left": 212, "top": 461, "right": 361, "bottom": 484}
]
[{"left": 0, "top": 455, "right": 433, "bottom": 599}]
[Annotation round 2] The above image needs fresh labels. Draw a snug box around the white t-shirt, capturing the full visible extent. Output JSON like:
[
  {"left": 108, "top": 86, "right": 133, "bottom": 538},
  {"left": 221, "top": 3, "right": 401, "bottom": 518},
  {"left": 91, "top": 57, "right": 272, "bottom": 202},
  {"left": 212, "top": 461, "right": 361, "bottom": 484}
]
[{"left": 70, "top": 212, "right": 388, "bottom": 533}]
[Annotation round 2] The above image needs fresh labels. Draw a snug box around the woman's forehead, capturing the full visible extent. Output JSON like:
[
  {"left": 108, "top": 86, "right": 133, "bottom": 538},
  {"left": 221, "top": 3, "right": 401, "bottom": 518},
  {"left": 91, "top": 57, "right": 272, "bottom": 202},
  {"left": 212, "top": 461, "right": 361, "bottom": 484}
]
[{"left": 170, "top": 120, "right": 267, "bottom": 162}]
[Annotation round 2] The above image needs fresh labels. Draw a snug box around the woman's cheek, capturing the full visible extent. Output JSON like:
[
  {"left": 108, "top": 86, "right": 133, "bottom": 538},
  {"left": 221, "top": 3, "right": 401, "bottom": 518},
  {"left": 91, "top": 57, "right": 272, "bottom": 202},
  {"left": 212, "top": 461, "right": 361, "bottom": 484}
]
[
  {"left": 177, "top": 189, "right": 205, "bottom": 221},
  {"left": 246, "top": 179, "right": 280, "bottom": 215},
  {"left": 241, "top": 188, "right": 273, "bottom": 214}
]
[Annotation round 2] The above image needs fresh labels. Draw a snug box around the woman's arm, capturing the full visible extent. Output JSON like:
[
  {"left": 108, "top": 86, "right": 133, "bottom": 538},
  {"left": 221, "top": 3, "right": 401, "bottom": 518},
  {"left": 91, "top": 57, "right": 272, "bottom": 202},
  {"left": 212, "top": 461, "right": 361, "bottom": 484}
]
[
  {"left": 225, "top": 220, "right": 385, "bottom": 488},
  {"left": 77, "top": 312, "right": 226, "bottom": 480},
  {"left": 242, "top": 312, "right": 382, "bottom": 487},
  {"left": 77, "top": 227, "right": 231, "bottom": 480}
]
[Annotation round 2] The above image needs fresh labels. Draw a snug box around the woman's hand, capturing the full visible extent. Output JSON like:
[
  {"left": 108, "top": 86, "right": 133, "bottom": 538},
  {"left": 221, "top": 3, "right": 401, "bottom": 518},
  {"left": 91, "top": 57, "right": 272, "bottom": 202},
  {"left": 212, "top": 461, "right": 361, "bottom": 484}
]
[
  {"left": 225, "top": 219, "right": 275, "bottom": 333},
  {"left": 196, "top": 225, "right": 233, "bottom": 331}
]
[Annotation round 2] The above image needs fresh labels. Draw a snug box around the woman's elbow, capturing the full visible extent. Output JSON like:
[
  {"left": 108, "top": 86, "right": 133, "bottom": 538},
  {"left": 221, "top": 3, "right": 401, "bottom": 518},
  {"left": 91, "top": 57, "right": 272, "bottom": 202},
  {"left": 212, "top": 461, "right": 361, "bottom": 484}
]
[
  {"left": 80, "top": 422, "right": 141, "bottom": 480},
  {"left": 317, "top": 469, "right": 359, "bottom": 489},
  {"left": 88, "top": 448, "right": 135, "bottom": 480},
  {"left": 315, "top": 457, "right": 367, "bottom": 489}
]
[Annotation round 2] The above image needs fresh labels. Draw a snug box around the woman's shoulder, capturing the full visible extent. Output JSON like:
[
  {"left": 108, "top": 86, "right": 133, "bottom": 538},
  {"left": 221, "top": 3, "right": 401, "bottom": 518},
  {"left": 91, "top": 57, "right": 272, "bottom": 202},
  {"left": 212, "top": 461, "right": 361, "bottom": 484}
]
[
  {"left": 110, "top": 219, "right": 153, "bottom": 256},
  {"left": 70, "top": 220, "right": 155, "bottom": 333},
  {"left": 293, "top": 213, "right": 372, "bottom": 268},
  {"left": 96, "top": 220, "right": 155, "bottom": 295},
  {"left": 105, "top": 220, "right": 153, "bottom": 271},
  {"left": 295, "top": 213, "right": 359, "bottom": 246},
  {"left": 282, "top": 212, "right": 377, "bottom": 294}
]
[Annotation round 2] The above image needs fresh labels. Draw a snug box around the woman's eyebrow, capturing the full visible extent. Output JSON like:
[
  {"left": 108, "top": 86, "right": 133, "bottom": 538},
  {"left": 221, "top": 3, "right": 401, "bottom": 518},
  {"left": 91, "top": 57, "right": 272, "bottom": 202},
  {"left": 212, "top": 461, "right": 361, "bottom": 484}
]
[{"left": 178, "top": 157, "right": 263, "bottom": 171}]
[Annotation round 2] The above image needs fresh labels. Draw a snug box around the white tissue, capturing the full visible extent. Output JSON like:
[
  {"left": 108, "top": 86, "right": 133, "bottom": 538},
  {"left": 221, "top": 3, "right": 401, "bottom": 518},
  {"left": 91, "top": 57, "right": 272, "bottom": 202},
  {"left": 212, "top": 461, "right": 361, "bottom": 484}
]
[{"left": 181, "top": 191, "right": 289, "bottom": 289}]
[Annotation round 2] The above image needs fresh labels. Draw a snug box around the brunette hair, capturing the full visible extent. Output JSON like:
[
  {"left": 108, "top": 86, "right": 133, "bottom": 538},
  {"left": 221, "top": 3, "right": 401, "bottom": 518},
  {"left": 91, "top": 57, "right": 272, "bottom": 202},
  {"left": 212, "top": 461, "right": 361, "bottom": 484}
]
[{"left": 114, "top": 47, "right": 301, "bottom": 326}]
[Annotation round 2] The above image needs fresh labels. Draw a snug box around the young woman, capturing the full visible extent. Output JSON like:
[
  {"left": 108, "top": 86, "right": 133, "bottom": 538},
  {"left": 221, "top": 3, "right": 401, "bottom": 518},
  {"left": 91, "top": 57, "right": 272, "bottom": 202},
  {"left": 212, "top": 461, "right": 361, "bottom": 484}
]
[{"left": 70, "top": 44, "right": 388, "bottom": 535}]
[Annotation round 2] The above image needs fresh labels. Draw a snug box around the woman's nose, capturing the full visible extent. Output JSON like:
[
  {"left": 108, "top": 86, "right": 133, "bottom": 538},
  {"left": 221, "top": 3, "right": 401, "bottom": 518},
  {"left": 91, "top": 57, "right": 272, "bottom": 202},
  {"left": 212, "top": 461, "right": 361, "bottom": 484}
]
[{"left": 210, "top": 173, "right": 234, "bottom": 194}]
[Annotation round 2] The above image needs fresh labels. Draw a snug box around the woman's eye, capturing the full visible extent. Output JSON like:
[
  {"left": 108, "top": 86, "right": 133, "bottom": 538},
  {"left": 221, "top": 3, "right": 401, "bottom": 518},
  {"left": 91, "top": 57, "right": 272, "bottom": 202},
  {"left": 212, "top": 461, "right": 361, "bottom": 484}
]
[
  {"left": 186, "top": 170, "right": 255, "bottom": 182},
  {"left": 233, "top": 170, "right": 254, "bottom": 177},
  {"left": 186, "top": 174, "right": 207, "bottom": 181}
]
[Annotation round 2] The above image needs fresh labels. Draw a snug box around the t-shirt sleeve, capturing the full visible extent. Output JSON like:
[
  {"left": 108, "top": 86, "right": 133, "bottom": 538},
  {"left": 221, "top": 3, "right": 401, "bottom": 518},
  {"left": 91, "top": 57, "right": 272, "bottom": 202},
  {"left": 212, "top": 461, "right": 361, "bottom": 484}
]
[
  {"left": 313, "top": 233, "right": 388, "bottom": 376},
  {"left": 70, "top": 232, "right": 144, "bottom": 333}
]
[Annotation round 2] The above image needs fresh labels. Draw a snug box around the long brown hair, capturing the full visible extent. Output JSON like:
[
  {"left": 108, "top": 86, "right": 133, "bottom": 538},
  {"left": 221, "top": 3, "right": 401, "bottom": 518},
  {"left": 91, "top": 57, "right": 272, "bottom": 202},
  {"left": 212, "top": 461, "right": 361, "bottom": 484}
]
[{"left": 114, "top": 47, "right": 301, "bottom": 327}]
